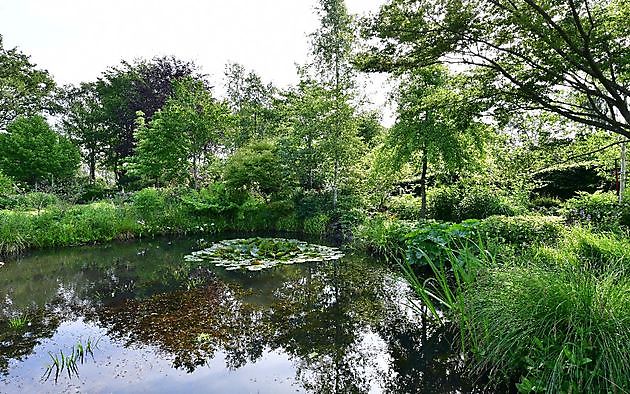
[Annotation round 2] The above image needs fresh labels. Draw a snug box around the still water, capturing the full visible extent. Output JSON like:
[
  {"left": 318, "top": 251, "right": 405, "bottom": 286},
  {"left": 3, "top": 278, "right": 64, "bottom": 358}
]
[{"left": 0, "top": 235, "right": 476, "bottom": 393}]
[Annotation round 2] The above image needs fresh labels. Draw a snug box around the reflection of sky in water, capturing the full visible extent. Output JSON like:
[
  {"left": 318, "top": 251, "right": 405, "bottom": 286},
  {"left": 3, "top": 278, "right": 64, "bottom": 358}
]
[{"left": 0, "top": 237, "right": 480, "bottom": 393}]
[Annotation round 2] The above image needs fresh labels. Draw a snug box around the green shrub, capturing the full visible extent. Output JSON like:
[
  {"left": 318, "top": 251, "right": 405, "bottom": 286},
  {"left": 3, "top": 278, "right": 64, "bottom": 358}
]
[
  {"left": 428, "top": 185, "right": 518, "bottom": 221},
  {"left": 538, "top": 227, "right": 630, "bottom": 271},
  {"left": 181, "top": 183, "right": 239, "bottom": 216},
  {"left": 76, "top": 180, "right": 113, "bottom": 203},
  {"left": 560, "top": 191, "right": 621, "bottom": 231},
  {"left": 387, "top": 194, "right": 424, "bottom": 220},
  {"left": 0, "top": 170, "right": 13, "bottom": 194},
  {"left": 529, "top": 196, "right": 562, "bottom": 209},
  {"left": 276, "top": 214, "right": 300, "bottom": 232},
  {"left": 427, "top": 186, "right": 461, "bottom": 222},
  {"left": 479, "top": 215, "right": 564, "bottom": 246},
  {"left": 532, "top": 161, "right": 605, "bottom": 200},
  {"left": 353, "top": 214, "right": 415, "bottom": 259},
  {"left": 15, "top": 192, "right": 60, "bottom": 211},
  {"left": 458, "top": 187, "right": 517, "bottom": 220},
  {"left": 405, "top": 220, "right": 480, "bottom": 267},
  {"left": 303, "top": 213, "right": 330, "bottom": 235}
]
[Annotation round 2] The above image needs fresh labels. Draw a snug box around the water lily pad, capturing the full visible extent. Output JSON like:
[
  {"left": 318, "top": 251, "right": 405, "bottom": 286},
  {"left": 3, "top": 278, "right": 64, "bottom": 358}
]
[{"left": 185, "top": 238, "right": 344, "bottom": 272}]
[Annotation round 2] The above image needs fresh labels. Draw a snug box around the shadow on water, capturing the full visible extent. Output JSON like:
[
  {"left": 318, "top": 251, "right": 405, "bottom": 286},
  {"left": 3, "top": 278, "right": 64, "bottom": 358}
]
[{"left": 0, "top": 235, "right": 484, "bottom": 393}]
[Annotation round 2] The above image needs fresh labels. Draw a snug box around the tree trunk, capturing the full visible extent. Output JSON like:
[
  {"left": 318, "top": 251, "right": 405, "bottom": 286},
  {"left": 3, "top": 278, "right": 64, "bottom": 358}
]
[
  {"left": 332, "top": 159, "right": 339, "bottom": 209},
  {"left": 192, "top": 154, "right": 199, "bottom": 190},
  {"left": 89, "top": 151, "right": 96, "bottom": 182},
  {"left": 419, "top": 149, "right": 428, "bottom": 219},
  {"left": 620, "top": 140, "right": 627, "bottom": 203}
]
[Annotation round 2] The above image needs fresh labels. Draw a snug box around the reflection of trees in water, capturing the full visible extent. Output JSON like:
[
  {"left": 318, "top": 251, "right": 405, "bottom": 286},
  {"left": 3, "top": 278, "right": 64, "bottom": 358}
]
[
  {"left": 84, "top": 257, "right": 476, "bottom": 393},
  {"left": 0, "top": 244, "right": 479, "bottom": 392}
]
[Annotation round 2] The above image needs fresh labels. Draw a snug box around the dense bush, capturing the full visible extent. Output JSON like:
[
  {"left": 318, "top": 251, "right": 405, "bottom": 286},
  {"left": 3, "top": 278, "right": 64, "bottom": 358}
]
[
  {"left": 532, "top": 162, "right": 606, "bottom": 200},
  {"left": 353, "top": 214, "right": 416, "bottom": 260},
  {"left": 560, "top": 191, "right": 624, "bottom": 231},
  {"left": 386, "top": 194, "right": 423, "bottom": 220},
  {"left": 479, "top": 215, "right": 564, "bottom": 246},
  {"left": 405, "top": 220, "right": 480, "bottom": 267},
  {"left": 15, "top": 192, "right": 60, "bottom": 211},
  {"left": 534, "top": 227, "right": 630, "bottom": 271},
  {"left": 428, "top": 185, "right": 519, "bottom": 222}
]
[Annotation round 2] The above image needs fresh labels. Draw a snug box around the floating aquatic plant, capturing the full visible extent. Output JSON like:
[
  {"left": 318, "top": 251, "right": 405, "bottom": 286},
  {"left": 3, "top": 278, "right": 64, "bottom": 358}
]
[{"left": 184, "top": 237, "right": 344, "bottom": 271}]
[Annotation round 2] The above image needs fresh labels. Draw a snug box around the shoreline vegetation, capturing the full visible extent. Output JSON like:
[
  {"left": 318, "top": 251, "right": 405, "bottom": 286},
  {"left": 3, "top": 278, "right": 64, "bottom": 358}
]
[{"left": 2, "top": 189, "right": 630, "bottom": 393}]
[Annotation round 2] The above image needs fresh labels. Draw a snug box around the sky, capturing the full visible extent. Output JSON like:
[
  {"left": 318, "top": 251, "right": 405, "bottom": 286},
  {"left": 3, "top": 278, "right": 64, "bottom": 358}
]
[{"left": 0, "top": 0, "right": 393, "bottom": 123}]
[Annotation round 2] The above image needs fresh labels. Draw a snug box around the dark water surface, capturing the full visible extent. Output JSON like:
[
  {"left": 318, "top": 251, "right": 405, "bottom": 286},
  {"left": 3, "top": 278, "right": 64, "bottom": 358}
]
[{"left": 0, "top": 235, "right": 477, "bottom": 393}]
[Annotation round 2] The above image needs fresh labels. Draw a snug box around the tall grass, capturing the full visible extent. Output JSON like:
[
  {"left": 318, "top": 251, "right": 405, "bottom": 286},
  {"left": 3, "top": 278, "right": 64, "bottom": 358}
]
[
  {"left": 401, "top": 228, "right": 630, "bottom": 393},
  {"left": 463, "top": 263, "right": 630, "bottom": 393}
]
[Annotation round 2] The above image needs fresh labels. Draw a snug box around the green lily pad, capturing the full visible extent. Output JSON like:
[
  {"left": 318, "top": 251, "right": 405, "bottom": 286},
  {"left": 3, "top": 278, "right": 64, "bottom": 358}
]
[{"left": 186, "top": 238, "right": 344, "bottom": 272}]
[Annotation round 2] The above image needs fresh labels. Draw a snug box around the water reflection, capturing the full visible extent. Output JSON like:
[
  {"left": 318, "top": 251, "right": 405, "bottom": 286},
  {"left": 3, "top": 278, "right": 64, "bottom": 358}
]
[{"left": 0, "top": 237, "right": 479, "bottom": 393}]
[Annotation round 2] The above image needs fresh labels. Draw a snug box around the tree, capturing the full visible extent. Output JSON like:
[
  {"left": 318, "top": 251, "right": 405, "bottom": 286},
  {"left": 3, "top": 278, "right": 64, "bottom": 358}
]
[
  {"left": 223, "top": 140, "right": 292, "bottom": 201},
  {"left": 310, "top": 0, "right": 362, "bottom": 208},
  {"left": 280, "top": 79, "right": 363, "bottom": 196},
  {"left": 96, "top": 56, "right": 207, "bottom": 181},
  {"left": 0, "top": 35, "right": 56, "bottom": 130},
  {"left": 224, "top": 63, "right": 278, "bottom": 149},
  {"left": 358, "top": 0, "right": 630, "bottom": 139},
  {"left": 129, "top": 78, "right": 232, "bottom": 188},
  {"left": 0, "top": 116, "right": 80, "bottom": 186},
  {"left": 59, "top": 83, "right": 110, "bottom": 181},
  {"left": 382, "top": 66, "right": 488, "bottom": 216}
]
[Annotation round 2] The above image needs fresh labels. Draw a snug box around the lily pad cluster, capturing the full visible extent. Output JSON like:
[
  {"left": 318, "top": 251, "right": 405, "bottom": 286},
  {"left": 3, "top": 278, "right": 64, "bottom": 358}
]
[{"left": 184, "top": 237, "right": 344, "bottom": 271}]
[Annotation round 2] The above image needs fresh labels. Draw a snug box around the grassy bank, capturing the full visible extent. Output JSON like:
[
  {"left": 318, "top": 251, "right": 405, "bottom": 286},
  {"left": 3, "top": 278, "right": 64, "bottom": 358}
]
[
  {"left": 0, "top": 187, "right": 334, "bottom": 258},
  {"left": 353, "top": 214, "right": 630, "bottom": 393}
]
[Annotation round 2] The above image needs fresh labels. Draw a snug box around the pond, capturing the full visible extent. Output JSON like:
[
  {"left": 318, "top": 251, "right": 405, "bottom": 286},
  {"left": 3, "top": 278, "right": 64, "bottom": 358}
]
[{"left": 0, "top": 235, "right": 479, "bottom": 393}]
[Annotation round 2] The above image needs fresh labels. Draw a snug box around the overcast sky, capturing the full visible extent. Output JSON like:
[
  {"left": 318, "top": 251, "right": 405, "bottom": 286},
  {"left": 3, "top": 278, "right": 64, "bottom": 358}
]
[{"left": 0, "top": 0, "right": 393, "bottom": 122}]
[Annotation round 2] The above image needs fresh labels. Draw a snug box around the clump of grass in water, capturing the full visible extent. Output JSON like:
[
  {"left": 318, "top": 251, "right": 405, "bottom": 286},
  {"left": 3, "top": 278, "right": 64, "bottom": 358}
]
[
  {"left": 43, "top": 337, "right": 102, "bottom": 382},
  {"left": 8, "top": 315, "right": 29, "bottom": 330}
]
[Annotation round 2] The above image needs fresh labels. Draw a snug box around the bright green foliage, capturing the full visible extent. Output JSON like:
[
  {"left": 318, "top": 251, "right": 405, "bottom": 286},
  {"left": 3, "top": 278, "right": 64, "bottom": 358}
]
[
  {"left": 479, "top": 215, "right": 564, "bottom": 246},
  {"left": 464, "top": 263, "right": 630, "bottom": 393},
  {"left": 359, "top": 0, "right": 630, "bottom": 139},
  {"left": 223, "top": 140, "right": 292, "bottom": 201},
  {"left": 129, "top": 78, "right": 232, "bottom": 187},
  {"left": 0, "top": 116, "right": 80, "bottom": 186},
  {"left": 281, "top": 79, "right": 364, "bottom": 197},
  {"left": 15, "top": 192, "right": 60, "bottom": 212},
  {"left": 405, "top": 220, "right": 480, "bottom": 267},
  {"left": 224, "top": 63, "right": 278, "bottom": 149},
  {"left": 353, "top": 214, "right": 416, "bottom": 260},
  {"left": 0, "top": 36, "right": 56, "bottom": 130},
  {"left": 386, "top": 194, "right": 424, "bottom": 220},
  {"left": 0, "top": 170, "right": 13, "bottom": 194},
  {"left": 428, "top": 184, "right": 519, "bottom": 222},
  {"left": 381, "top": 66, "right": 488, "bottom": 216}
]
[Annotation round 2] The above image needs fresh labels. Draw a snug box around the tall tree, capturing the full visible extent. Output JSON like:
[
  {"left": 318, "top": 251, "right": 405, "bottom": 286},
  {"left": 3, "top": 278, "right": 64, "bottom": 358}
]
[
  {"left": 310, "top": 0, "right": 360, "bottom": 208},
  {"left": 96, "top": 56, "right": 207, "bottom": 181},
  {"left": 383, "top": 66, "right": 488, "bottom": 216},
  {"left": 129, "top": 78, "right": 232, "bottom": 188},
  {"left": 60, "top": 83, "right": 110, "bottom": 181},
  {"left": 0, "top": 35, "right": 56, "bottom": 130},
  {"left": 358, "top": 0, "right": 630, "bottom": 139},
  {"left": 0, "top": 116, "right": 80, "bottom": 186},
  {"left": 224, "top": 62, "right": 277, "bottom": 149}
]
